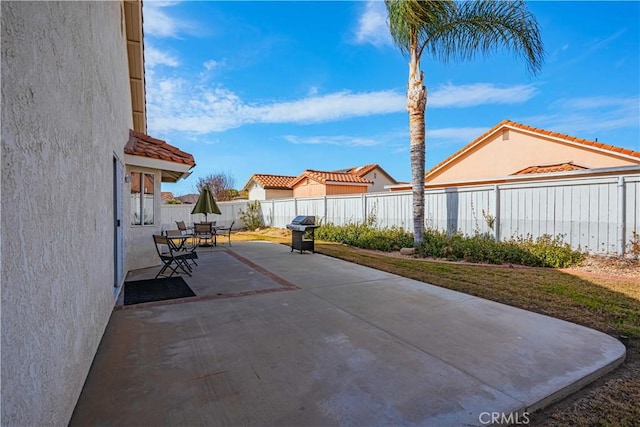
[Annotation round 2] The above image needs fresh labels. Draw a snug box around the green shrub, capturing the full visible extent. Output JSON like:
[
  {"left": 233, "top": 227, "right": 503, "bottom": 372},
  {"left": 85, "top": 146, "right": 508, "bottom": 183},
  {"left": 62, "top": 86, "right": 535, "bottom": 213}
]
[
  {"left": 316, "top": 222, "right": 413, "bottom": 252},
  {"left": 238, "top": 201, "right": 264, "bottom": 231},
  {"left": 509, "top": 234, "right": 585, "bottom": 268},
  {"left": 318, "top": 223, "right": 584, "bottom": 268}
]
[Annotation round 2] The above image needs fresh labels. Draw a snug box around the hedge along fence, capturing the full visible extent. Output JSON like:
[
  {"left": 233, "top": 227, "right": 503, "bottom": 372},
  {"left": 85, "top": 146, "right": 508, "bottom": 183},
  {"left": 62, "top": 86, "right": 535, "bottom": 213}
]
[{"left": 161, "top": 172, "right": 640, "bottom": 255}]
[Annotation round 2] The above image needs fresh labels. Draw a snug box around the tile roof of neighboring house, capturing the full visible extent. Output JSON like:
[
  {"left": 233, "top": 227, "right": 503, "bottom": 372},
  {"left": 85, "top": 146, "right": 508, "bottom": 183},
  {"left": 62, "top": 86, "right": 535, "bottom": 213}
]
[
  {"left": 249, "top": 174, "right": 297, "bottom": 190},
  {"left": 333, "top": 164, "right": 378, "bottom": 176},
  {"left": 125, "top": 130, "right": 195, "bottom": 166},
  {"left": 336, "top": 164, "right": 398, "bottom": 184},
  {"left": 513, "top": 162, "right": 588, "bottom": 175},
  {"left": 425, "top": 119, "right": 640, "bottom": 179},
  {"left": 176, "top": 194, "right": 199, "bottom": 204},
  {"left": 161, "top": 191, "right": 174, "bottom": 202},
  {"left": 290, "top": 170, "right": 373, "bottom": 187}
]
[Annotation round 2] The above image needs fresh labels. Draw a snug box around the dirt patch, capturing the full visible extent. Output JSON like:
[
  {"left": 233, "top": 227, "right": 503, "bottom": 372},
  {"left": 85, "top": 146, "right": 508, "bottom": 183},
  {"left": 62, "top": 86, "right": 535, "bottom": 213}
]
[
  {"left": 565, "top": 255, "right": 640, "bottom": 281},
  {"left": 347, "top": 246, "right": 640, "bottom": 281}
]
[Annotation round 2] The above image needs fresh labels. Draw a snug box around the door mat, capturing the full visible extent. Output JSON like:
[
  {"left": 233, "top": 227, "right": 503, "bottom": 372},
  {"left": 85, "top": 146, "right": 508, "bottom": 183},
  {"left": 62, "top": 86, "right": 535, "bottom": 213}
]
[{"left": 124, "top": 277, "right": 196, "bottom": 306}]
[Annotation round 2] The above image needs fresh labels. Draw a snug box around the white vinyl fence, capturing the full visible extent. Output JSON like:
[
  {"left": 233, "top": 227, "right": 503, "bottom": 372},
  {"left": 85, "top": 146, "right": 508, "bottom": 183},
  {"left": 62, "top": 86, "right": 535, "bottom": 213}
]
[{"left": 162, "top": 174, "right": 639, "bottom": 255}]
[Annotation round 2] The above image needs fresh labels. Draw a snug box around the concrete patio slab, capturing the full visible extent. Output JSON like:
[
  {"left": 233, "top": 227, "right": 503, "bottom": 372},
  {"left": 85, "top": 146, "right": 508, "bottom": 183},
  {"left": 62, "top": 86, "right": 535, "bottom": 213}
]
[{"left": 71, "top": 241, "right": 626, "bottom": 426}]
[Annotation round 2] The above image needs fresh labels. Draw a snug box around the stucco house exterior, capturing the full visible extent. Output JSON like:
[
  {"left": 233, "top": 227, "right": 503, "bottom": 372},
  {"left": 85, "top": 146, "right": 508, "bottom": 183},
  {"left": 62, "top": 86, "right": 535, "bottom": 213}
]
[
  {"left": 389, "top": 120, "right": 640, "bottom": 190},
  {"left": 290, "top": 170, "right": 372, "bottom": 197},
  {"left": 241, "top": 174, "right": 296, "bottom": 200},
  {"left": 1, "top": 1, "right": 193, "bottom": 425},
  {"left": 333, "top": 164, "right": 397, "bottom": 193},
  {"left": 124, "top": 130, "right": 195, "bottom": 270},
  {"left": 242, "top": 164, "right": 396, "bottom": 200}
]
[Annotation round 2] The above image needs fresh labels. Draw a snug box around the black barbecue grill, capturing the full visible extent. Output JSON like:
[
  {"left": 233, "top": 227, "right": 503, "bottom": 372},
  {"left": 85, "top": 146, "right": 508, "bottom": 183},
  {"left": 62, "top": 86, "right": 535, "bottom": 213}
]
[{"left": 286, "top": 215, "right": 319, "bottom": 253}]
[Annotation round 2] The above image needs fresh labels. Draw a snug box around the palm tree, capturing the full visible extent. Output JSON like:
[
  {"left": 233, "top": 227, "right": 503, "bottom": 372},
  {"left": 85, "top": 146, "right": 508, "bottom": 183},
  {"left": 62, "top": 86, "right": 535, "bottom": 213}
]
[{"left": 385, "top": 0, "right": 544, "bottom": 243}]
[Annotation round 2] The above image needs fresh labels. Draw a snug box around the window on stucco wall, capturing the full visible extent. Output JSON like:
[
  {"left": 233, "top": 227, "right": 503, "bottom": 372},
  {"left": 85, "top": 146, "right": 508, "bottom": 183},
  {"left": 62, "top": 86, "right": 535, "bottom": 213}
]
[{"left": 130, "top": 172, "right": 154, "bottom": 225}]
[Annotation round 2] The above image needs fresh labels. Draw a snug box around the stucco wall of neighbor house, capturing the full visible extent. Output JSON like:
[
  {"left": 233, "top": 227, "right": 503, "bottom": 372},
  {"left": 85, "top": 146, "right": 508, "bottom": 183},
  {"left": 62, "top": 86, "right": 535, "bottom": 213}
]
[
  {"left": 1, "top": 2, "right": 131, "bottom": 425},
  {"left": 326, "top": 184, "right": 369, "bottom": 195},
  {"left": 293, "top": 179, "right": 325, "bottom": 197},
  {"left": 248, "top": 184, "right": 266, "bottom": 200},
  {"left": 362, "top": 169, "right": 393, "bottom": 192},
  {"left": 125, "top": 166, "right": 165, "bottom": 271},
  {"left": 266, "top": 188, "right": 294, "bottom": 199},
  {"left": 429, "top": 129, "right": 639, "bottom": 183}
]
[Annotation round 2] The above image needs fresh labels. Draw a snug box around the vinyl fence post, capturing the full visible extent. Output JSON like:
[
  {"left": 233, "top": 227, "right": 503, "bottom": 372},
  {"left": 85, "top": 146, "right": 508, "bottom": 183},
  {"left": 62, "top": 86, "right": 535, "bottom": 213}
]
[
  {"left": 617, "top": 176, "right": 626, "bottom": 255},
  {"left": 494, "top": 184, "right": 501, "bottom": 242},
  {"left": 362, "top": 194, "right": 367, "bottom": 224},
  {"left": 323, "top": 196, "right": 327, "bottom": 225}
]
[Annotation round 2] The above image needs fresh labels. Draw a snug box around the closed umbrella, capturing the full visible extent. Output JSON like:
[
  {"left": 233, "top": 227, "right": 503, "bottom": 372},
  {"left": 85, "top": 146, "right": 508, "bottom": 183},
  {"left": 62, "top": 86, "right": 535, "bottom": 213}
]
[{"left": 191, "top": 185, "right": 221, "bottom": 223}]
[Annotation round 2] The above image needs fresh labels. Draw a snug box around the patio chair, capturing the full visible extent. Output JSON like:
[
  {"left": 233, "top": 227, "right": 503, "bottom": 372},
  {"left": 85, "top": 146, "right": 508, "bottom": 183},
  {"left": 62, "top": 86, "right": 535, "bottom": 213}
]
[
  {"left": 153, "top": 235, "right": 192, "bottom": 279},
  {"left": 166, "top": 229, "right": 198, "bottom": 266},
  {"left": 215, "top": 221, "right": 235, "bottom": 246},
  {"left": 194, "top": 222, "right": 216, "bottom": 247},
  {"left": 175, "top": 220, "right": 193, "bottom": 235}
]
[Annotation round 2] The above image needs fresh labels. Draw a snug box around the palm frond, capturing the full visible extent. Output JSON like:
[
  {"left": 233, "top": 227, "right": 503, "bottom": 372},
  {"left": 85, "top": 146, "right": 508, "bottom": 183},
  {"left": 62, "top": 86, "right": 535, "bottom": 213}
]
[
  {"left": 425, "top": 0, "right": 544, "bottom": 75},
  {"left": 386, "top": 0, "right": 544, "bottom": 75}
]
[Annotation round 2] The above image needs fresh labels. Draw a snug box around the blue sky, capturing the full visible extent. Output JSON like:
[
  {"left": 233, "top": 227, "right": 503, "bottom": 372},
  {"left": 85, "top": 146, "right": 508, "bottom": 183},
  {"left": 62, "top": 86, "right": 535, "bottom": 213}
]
[{"left": 143, "top": 1, "right": 640, "bottom": 196}]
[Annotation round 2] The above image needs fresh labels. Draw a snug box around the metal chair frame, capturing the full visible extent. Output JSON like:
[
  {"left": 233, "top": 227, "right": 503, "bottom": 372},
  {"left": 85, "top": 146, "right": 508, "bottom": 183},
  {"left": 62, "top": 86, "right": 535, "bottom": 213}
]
[
  {"left": 165, "top": 229, "right": 198, "bottom": 266},
  {"left": 194, "top": 222, "right": 216, "bottom": 247},
  {"left": 153, "top": 235, "right": 192, "bottom": 279},
  {"left": 215, "top": 221, "right": 235, "bottom": 246}
]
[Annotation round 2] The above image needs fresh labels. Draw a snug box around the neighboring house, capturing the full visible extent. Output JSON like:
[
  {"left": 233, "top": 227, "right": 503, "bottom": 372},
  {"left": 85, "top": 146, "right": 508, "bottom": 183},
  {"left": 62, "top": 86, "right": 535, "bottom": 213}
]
[
  {"left": 241, "top": 174, "right": 296, "bottom": 200},
  {"left": 290, "top": 170, "right": 372, "bottom": 198},
  {"left": 389, "top": 120, "right": 640, "bottom": 190},
  {"left": 176, "top": 193, "right": 200, "bottom": 204},
  {"left": 242, "top": 165, "right": 396, "bottom": 200},
  {"left": 161, "top": 191, "right": 175, "bottom": 203},
  {"left": 333, "top": 164, "right": 397, "bottom": 192},
  {"left": 1, "top": 2, "right": 193, "bottom": 425}
]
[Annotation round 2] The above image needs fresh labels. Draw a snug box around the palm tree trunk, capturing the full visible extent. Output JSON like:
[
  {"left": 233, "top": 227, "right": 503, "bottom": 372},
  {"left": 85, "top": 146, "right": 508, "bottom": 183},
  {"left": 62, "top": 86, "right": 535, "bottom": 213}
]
[{"left": 407, "top": 32, "right": 426, "bottom": 243}]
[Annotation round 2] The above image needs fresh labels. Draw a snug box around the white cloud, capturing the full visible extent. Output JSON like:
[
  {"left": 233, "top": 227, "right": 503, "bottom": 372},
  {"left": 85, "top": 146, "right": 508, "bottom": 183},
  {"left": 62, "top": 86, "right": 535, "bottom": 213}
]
[
  {"left": 284, "top": 135, "right": 379, "bottom": 147},
  {"left": 354, "top": 1, "right": 391, "bottom": 47},
  {"left": 143, "top": 2, "right": 192, "bottom": 38},
  {"left": 145, "top": 45, "right": 179, "bottom": 68},
  {"left": 147, "top": 82, "right": 405, "bottom": 133},
  {"left": 147, "top": 76, "right": 542, "bottom": 135},
  {"left": 204, "top": 60, "right": 223, "bottom": 71},
  {"left": 429, "top": 83, "right": 537, "bottom": 107}
]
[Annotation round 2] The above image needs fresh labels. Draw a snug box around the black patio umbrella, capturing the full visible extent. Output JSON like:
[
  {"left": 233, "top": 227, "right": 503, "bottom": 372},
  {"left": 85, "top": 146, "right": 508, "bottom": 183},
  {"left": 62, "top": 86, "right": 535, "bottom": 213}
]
[{"left": 191, "top": 185, "right": 221, "bottom": 223}]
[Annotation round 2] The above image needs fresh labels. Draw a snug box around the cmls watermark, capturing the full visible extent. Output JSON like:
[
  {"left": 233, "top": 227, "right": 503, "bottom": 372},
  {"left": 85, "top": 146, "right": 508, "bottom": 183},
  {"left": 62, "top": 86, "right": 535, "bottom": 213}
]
[{"left": 479, "top": 411, "right": 530, "bottom": 425}]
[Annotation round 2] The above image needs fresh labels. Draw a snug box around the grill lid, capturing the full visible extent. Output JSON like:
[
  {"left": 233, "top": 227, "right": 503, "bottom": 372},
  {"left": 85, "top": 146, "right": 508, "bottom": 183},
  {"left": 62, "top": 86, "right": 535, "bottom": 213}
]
[{"left": 290, "top": 215, "right": 315, "bottom": 225}]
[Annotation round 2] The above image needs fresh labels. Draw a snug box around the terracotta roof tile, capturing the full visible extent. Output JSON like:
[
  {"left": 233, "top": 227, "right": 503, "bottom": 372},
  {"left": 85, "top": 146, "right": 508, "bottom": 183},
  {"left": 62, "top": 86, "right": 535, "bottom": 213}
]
[
  {"left": 291, "top": 170, "right": 373, "bottom": 186},
  {"left": 251, "top": 174, "right": 297, "bottom": 189},
  {"left": 513, "top": 162, "right": 588, "bottom": 175},
  {"left": 425, "top": 120, "right": 640, "bottom": 179},
  {"left": 125, "top": 130, "right": 195, "bottom": 167},
  {"left": 344, "top": 164, "right": 379, "bottom": 177}
]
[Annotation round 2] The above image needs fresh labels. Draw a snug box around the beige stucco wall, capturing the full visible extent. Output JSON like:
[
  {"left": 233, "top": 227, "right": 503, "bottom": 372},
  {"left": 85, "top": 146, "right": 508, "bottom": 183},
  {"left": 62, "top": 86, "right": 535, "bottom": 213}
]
[
  {"left": 293, "top": 179, "right": 325, "bottom": 197},
  {"left": 326, "top": 184, "right": 368, "bottom": 195},
  {"left": 248, "top": 183, "right": 266, "bottom": 200},
  {"left": 125, "top": 166, "right": 165, "bottom": 271},
  {"left": 362, "top": 169, "right": 394, "bottom": 192},
  {"left": 1, "top": 2, "right": 131, "bottom": 425},
  {"left": 248, "top": 184, "right": 292, "bottom": 200},
  {"left": 266, "top": 188, "right": 294, "bottom": 199},
  {"left": 429, "top": 129, "right": 639, "bottom": 183}
]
